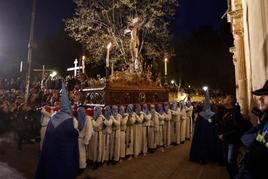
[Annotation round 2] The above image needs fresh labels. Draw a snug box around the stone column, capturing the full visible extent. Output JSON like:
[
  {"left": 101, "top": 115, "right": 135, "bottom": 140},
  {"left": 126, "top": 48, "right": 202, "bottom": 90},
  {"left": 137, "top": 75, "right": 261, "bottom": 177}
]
[
  {"left": 228, "top": 0, "right": 249, "bottom": 115},
  {"left": 230, "top": 47, "right": 239, "bottom": 99}
]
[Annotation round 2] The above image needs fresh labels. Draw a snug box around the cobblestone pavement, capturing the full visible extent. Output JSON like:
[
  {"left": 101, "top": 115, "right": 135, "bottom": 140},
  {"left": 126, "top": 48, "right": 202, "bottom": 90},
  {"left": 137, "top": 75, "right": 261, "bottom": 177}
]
[{"left": 79, "top": 141, "right": 229, "bottom": 179}]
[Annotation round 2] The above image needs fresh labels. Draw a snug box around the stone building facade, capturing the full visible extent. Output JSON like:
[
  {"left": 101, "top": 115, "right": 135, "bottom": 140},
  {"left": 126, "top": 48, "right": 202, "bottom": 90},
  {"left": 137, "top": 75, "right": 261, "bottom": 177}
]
[{"left": 228, "top": 0, "right": 268, "bottom": 115}]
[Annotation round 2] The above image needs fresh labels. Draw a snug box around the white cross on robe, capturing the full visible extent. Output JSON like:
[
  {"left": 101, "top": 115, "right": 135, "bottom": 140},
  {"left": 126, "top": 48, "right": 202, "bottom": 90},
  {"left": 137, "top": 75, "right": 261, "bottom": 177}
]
[{"left": 67, "top": 59, "right": 82, "bottom": 76}]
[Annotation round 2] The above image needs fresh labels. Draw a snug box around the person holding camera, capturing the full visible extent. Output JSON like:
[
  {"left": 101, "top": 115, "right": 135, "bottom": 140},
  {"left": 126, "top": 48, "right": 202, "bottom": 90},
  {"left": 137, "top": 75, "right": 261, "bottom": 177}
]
[{"left": 238, "top": 80, "right": 268, "bottom": 179}]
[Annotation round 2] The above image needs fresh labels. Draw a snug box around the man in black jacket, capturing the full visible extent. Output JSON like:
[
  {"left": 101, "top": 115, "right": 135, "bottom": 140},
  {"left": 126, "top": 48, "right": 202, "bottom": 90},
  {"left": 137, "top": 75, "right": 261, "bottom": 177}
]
[
  {"left": 218, "top": 95, "right": 246, "bottom": 179},
  {"left": 239, "top": 80, "right": 268, "bottom": 179}
]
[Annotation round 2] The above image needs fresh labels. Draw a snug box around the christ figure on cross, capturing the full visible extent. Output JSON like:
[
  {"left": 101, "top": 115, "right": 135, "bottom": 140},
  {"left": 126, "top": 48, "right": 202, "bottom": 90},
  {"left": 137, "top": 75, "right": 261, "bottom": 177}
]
[{"left": 125, "top": 17, "right": 144, "bottom": 74}]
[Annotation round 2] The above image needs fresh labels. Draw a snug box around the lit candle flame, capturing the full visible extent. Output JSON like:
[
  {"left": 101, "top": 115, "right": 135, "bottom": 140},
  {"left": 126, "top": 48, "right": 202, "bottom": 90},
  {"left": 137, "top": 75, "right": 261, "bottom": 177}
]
[{"left": 107, "top": 42, "right": 112, "bottom": 49}]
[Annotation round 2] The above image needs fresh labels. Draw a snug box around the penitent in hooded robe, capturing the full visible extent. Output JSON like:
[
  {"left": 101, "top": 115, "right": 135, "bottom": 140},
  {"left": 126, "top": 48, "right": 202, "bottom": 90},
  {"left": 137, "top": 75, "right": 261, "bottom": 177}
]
[
  {"left": 126, "top": 104, "right": 136, "bottom": 156},
  {"left": 102, "top": 106, "right": 113, "bottom": 162},
  {"left": 35, "top": 82, "right": 79, "bottom": 179},
  {"left": 189, "top": 89, "right": 221, "bottom": 163},
  {"left": 142, "top": 104, "right": 151, "bottom": 154},
  {"left": 119, "top": 106, "right": 129, "bottom": 158},
  {"left": 134, "top": 104, "right": 144, "bottom": 157},
  {"left": 77, "top": 106, "right": 93, "bottom": 169},
  {"left": 157, "top": 103, "right": 165, "bottom": 147},
  {"left": 163, "top": 102, "right": 172, "bottom": 146},
  {"left": 171, "top": 101, "right": 181, "bottom": 145}
]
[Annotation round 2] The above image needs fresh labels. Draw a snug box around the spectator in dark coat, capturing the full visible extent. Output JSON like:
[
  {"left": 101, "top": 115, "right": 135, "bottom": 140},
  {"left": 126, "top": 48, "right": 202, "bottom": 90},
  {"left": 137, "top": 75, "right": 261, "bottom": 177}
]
[{"left": 217, "top": 95, "right": 249, "bottom": 179}]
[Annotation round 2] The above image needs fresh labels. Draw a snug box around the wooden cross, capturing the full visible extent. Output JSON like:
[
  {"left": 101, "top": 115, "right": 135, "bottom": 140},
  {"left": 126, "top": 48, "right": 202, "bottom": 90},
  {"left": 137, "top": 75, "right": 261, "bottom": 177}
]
[
  {"left": 67, "top": 59, "right": 83, "bottom": 76},
  {"left": 33, "top": 65, "right": 54, "bottom": 79}
]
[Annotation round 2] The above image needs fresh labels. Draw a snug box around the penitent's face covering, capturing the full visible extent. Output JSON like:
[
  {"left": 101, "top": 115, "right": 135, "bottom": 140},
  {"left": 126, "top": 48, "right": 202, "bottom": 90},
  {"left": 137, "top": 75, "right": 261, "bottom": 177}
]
[
  {"left": 93, "top": 106, "right": 102, "bottom": 120},
  {"left": 135, "top": 104, "right": 141, "bottom": 114},
  {"left": 143, "top": 104, "right": 149, "bottom": 114},
  {"left": 127, "top": 104, "right": 134, "bottom": 114},
  {"left": 104, "top": 106, "right": 112, "bottom": 118},
  {"left": 119, "top": 106, "right": 125, "bottom": 115},
  {"left": 112, "top": 105, "right": 119, "bottom": 116}
]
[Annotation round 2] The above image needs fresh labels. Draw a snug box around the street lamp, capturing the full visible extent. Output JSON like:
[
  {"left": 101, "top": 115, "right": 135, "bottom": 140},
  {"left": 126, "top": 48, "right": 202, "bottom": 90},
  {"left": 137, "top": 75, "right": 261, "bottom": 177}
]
[
  {"left": 203, "top": 86, "right": 208, "bottom": 91},
  {"left": 50, "top": 71, "right": 57, "bottom": 78},
  {"left": 171, "top": 80, "right": 175, "bottom": 85}
]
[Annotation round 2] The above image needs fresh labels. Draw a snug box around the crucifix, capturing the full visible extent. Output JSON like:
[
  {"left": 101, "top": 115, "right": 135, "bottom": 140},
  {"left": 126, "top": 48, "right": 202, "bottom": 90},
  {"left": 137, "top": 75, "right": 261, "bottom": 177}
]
[
  {"left": 124, "top": 17, "right": 144, "bottom": 74},
  {"left": 34, "top": 65, "right": 54, "bottom": 79},
  {"left": 67, "top": 59, "right": 83, "bottom": 76}
]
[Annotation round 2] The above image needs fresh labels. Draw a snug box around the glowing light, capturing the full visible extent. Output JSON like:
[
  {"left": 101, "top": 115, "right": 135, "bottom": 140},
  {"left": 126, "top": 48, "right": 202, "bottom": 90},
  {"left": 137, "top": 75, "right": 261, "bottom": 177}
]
[
  {"left": 50, "top": 71, "right": 57, "bottom": 78},
  {"left": 165, "top": 58, "right": 168, "bottom": 62},
  {"left": 203, "top": 86, "right": 208, "bottom": 91},
  {"left": 82, "top": 55, "right": 86, "bottom": 60},
  {"left": 107, "top": 42, "right": 112, "bottom": 49},
  {"left": 171, "top": 80, "right": 175, "bottom": 84}
]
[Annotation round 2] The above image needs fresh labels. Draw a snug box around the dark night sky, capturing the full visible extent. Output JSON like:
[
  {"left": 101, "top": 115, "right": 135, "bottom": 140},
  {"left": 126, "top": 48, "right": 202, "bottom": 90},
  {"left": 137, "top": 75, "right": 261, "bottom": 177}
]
[{"left": 0, "top": 0, "right": 234, "bottom": 92}]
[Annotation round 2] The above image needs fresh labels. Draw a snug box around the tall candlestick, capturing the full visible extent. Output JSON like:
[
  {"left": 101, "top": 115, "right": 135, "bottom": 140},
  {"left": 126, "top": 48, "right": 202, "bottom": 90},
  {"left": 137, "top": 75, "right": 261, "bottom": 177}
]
[
  {"left": 106, "top": 42, "right": 112, "bottom": 68},
  {"left": 164, "top": 58, "right": 168, "bottom": 76},
  {"left": 74, "top": 58, "right": 78, "bottom": 76},
  {"left": 42, "top": 65, "right": 45, "bottom": 79},
  {"left": 111, "top": 62, "right": 114, "bottom": 76},
  {"left": 82, "top": 56, "right": 86, "bottom": 73}
]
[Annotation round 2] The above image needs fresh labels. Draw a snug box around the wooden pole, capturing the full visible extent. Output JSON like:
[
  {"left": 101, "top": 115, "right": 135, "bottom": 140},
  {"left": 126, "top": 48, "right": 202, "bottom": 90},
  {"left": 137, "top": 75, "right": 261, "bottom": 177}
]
[{"left": 25, "top": 0, "right": 37, "bottom": 103}]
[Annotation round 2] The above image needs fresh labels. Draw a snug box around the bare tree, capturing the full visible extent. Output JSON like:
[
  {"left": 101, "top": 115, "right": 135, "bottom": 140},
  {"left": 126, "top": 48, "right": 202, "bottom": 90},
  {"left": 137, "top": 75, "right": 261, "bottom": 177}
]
[{"left": 65, "top": 0, "right": 178, "bottom": 66}]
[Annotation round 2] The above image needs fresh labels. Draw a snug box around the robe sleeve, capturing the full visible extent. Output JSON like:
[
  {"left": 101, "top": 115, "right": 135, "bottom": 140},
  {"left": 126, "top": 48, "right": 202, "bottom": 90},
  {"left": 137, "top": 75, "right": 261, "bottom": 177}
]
[
  {"left": 135, "top": 112, "right": 144, "bottom": 123},
  {"left": 180, "top": 110, "right": 187, "bottom": 120},
  {"left": 144, "top": 113, "right": 152, "bottom": 121},
  {"left": 41, "top": 108, "right": 52, "bottom": 117},
  {"left": 121, "top": 114, "right": 128, "bottom": 130},
  {"left": 84, "top": 116, "right": 94, "bottom": 145},
  {"left": 113, "top": 115, "right": 121, "bottom": 126},
  {"left": 73, "top": 117, "right": 79, "bottom": 131},
  {"left": 166, "top": 110, "right": 172, "bottom": 121},
  {"left": 128, "top": 114, "right": 136, "bottom": 125},
  {"left": 92, "top": 116, "right": 104, "bottom": 129}
]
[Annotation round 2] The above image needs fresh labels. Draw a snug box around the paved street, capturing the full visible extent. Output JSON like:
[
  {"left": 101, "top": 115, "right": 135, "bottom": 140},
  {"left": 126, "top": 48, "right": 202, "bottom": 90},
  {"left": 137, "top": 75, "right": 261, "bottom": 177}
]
[
  {"left": 79, "top": 141, "right": 229, "bottom": 179},
  {"left": 0, "top": 140, "right": 228, "bottom": 179}
]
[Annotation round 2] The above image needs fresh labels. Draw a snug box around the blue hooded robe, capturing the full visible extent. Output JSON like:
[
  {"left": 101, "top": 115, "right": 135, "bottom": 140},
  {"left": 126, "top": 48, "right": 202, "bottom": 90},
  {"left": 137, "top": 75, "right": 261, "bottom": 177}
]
[
  {"left": 189, "top": 89, "right": 222, "bottom": 163},
  {"left": 35, "top": 82, "right": 79, "bottom": 179}
]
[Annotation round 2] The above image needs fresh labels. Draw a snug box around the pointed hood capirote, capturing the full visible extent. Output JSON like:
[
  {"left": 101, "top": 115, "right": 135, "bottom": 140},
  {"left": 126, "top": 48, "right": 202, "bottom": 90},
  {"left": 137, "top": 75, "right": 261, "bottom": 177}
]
[
  {"left": 127, "top": 104, "right": 134, "bottom": 114},
  {"left": 104, "top": 106, "right": 112, "bottom": 119},
  {"left": 199, "top": 89, "right": 215, "bottom": 120},
  {"left": 93, "top": 106, "right": 102, "bottom": 120},
  {"left": 77, "top": 107, "right": 86, "bottom": 131},
  {"left": 142, "top": 104, "right": 149, "bottom": 114},
  {"left": 119, "top": 105, "right": 125, "bottom": 116},
  {"left": 157, "top": 103, "right": 164, "bottom": 115},
  {"left": 112, "top": 105, "right": 119, "bottom": 116},
  {"left": 50, "top": 81, "right": 73, "bottom": 128}
]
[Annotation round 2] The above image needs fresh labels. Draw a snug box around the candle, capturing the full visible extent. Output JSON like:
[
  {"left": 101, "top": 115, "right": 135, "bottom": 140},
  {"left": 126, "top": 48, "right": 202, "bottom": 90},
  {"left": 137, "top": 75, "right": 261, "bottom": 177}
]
[
  {"left": 82, "top": 56, "right": 86, "bottom": 73},
  {"left": 106, "top": 42, "right": 112, "bottom": 68},
  {"left": 111, "top": 62, "right": 114, "bottom": 76},
  {"left": 20, "top": 61, "right": 23, "bottom": 72},
  {"left": 164, "top": 58, "right": 168, "bottom": 76}
]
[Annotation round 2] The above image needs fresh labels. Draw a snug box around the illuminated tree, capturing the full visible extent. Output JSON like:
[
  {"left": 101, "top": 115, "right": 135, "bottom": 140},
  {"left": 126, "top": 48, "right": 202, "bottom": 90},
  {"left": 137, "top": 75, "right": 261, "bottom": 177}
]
[{"left": 65, "top": 0, "right": 178, "bottom": 66}]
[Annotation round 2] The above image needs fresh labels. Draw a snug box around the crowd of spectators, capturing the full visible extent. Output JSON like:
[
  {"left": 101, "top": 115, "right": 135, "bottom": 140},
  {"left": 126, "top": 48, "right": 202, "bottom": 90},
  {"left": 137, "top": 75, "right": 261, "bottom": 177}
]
[
  {"left": 0, "top": 74, "right": 87, "bottom": 149},
  {"left": 0, "top": 74, "right": 227, "bottom": 150}
]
